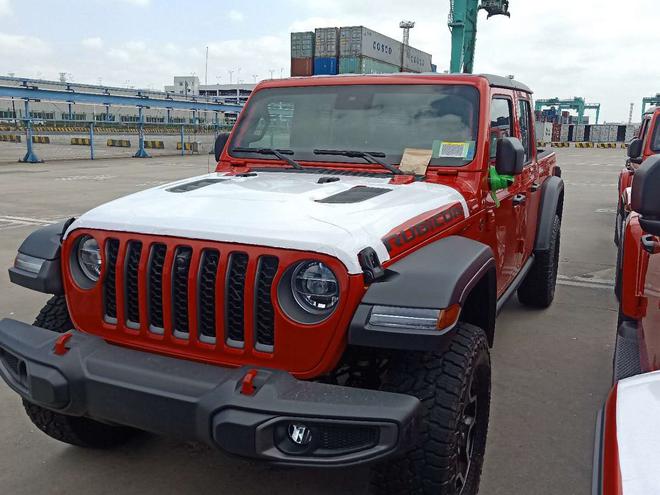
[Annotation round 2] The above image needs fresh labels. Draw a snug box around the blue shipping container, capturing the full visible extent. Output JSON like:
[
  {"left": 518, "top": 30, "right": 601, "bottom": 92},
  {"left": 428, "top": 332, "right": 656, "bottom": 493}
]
[{"left": 314, "top": 57, "right": 338, "bottom": 75}]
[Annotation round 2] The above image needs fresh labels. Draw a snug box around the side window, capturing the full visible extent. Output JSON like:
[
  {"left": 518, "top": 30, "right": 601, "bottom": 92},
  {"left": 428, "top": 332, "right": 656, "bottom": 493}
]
[
  {"left": 518, "top": 99, "right": 533, "bottom": 164},
  {"left": 652, "top": 119, "right": 660, "bottom": 152},
  {"left": 490, "top": 98, "right": 513, "bottom": 158}
]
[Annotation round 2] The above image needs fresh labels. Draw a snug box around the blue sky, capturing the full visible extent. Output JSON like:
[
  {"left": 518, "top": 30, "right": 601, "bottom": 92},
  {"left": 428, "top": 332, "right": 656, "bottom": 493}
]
[{"left": 1, "top": 0, "right": 658, "bottom": 122}]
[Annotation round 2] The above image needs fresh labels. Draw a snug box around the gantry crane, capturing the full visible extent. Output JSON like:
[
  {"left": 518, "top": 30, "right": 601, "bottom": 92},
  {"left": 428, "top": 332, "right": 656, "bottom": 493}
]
[
  {"left": 448, "top": 0, "right": 510, "bottom": 73},
  {"left": 535, "top": 97, "right": 601, "bottom": 125},
  {"left": 642, "top": 94, "right": 660, "bottom": 116}
]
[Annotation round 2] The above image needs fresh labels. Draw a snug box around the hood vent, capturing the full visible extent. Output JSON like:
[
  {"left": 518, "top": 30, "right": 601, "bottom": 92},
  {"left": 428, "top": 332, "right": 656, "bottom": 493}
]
[
  {"left": 167, "top": 178, "right": 229, "bottom": 193},
  {"left": 316, "top": 186, "right": 391, "bottom": 204}
]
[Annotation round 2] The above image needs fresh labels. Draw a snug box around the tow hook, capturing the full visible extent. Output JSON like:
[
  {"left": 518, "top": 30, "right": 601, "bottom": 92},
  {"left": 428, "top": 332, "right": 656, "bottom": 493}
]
[
  {"left": 53, "top": 332, "right": 73, "bottom": 355},
  {"left": 240, "top": 369, "right": 259, "bottom": 395}
]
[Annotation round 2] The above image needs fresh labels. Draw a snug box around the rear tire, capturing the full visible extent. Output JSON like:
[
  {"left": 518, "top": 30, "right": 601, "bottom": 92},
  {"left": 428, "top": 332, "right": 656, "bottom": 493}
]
[
  {"left": 370, "top": 323, "right": 491, "bottom": 495},
  {"left": 517, "top": 214, "right": 561, "bottom": 308},
  {"left": 24, "top": 296, "right": 139, "bottom": 449}
]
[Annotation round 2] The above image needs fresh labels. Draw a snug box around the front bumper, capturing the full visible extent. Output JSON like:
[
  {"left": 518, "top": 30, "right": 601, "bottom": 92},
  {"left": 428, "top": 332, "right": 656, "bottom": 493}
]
[{"left": 0, "top": 318, "right": 420, "bottom": 467}]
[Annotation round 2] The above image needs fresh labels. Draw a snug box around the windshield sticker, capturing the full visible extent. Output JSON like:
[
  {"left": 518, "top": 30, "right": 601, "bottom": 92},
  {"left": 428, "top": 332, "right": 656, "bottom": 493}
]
[{"left": 432, "top": 141, "right": 476, "bottom": 160}]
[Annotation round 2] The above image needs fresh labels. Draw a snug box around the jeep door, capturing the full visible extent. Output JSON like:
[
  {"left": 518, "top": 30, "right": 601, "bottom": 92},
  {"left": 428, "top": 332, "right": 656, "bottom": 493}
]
[
  {"left": 640, "top": 232, "right": 660, "bottom": 371},
  {"left": 514, "top": 94, "right": 540, "bottom": 263},
  {"left": 488, "top": 94, "right": 525, "bottom": 292}
]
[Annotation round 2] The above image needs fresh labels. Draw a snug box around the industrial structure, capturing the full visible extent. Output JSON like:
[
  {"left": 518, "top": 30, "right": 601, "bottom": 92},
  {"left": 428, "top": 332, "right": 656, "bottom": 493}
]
[
  {"left": 642, "top": 93, "right": 660, "bottom": 116},
  {"left": 448, "top": 0, "right": 510, "bottom": 73},
  {"left": 535, "top": 97, "right": 601, "bottom": 125},
  {"left": 164, "top": 76, "right": 254, "bottom": 105},
  {"left": 0, "top": 75, "right": 244, "bottom": 163},
  {"left": 0, "top": 75, "right": 249, "bottom": 126}
]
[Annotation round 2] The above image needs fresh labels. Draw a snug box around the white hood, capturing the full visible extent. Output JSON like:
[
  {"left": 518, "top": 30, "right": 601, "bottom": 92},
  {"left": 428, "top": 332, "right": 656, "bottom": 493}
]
[{"left": 66, "top": 171, "right": 468, "bottom": 274}]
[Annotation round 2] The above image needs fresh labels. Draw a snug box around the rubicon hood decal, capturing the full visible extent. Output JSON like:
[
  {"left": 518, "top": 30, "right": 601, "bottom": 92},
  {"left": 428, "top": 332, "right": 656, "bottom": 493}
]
[
  {"left": 382, "top": 203, "right": 465, "bottom": 258},
  {"left": 65, "top": 172, "right": 469, "bottom": 274}
]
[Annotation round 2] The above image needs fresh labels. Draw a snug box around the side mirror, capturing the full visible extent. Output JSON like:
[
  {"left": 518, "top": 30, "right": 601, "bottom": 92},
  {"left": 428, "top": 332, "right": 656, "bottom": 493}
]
[
  {"left": 628, "top": 138, "right": 643, "bottom": 159},
  {"left": 214, "top": 132, "right": 231, "bottom": 162},
  {"left": 495, "top": 137, "right": 525, "bottom": 176},
  {"left": 631, "top": 155, "right": 660, "bottom": 236}
]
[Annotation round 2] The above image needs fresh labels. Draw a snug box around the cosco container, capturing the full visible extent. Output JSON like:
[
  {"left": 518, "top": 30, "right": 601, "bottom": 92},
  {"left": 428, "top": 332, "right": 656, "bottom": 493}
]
[
  {"left": 552, "top": 123, "right": 561, "bottom": 142},
  {"left": 315, "top": 27, "right": 340, "bottom": 58},
  {"left": 402, "top": 45, "right": 433, "bottom": 73},
  {"left": 339, "top": 26, "right": 403, "bottom": 67},
  {"left": 291, "top": 57, "right": 313, "bottom": 77},
  {"left": 313, "top": 57, "right": 338, "bottom": 75},
  {"left": 339, "top": 56, "right": 400, "bottom": 75},
  {"left": 291, "top": 32, "right": 315, "bottom": 59}
]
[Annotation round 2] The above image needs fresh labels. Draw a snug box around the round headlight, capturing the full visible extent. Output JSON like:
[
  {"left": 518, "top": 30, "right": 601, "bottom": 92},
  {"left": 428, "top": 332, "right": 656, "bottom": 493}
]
[
  {"left": 77, "top": 236, "right": 102, "bottom": 282},
  {"left": 291, "top": 261, "right": 339, "bottom": 314}
]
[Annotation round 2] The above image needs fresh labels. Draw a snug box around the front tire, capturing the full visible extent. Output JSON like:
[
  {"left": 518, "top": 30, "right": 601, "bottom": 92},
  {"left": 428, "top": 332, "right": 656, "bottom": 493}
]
[
  {"left": 370, "top": 323, "right": 491, "bottom": 495},
  {"left": 517, "top": 214, "right": 561, "bottom": 308},
  {"left": 23, "top": 296, "right": 139, "bottom": 449}
]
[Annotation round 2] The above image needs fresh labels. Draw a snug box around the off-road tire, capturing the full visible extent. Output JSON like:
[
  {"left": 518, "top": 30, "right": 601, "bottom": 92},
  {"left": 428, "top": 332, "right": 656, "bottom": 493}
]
[
  {"left": 517, "top": 214, "right": 561, "bottom": 308},
  {"left": 370, "top": 323, "right": 491, "bottom": 495},
  {"left": 23, "top": 296, "right": 139, "bottom": 449}
]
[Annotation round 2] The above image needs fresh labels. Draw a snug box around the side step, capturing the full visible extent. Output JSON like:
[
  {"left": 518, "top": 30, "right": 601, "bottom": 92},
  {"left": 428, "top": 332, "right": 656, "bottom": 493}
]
[{"left": 613, "top": 321, "right": 641, "bottom": 382}]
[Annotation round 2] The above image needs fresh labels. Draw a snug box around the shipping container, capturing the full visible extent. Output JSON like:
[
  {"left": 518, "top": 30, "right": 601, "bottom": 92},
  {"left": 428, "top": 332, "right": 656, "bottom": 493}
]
[
  {"left": 574, "top": 124, "right": 586, "bottom": 142},
  {"left": 552, "top": 123, "right": 561, "bottom": 142},
  {"left": 616, "top": 125, "right": 627, "bottom": 143},
  {"left": 608, "top": 125, "right": 619, "bottom": 142},
  {"left": 590, "top": 125, "right": 601, "bottom": 142},
  {"left": 402, "top": 45, "right": 433, "bottom": 73},
  {"left": 625, "top": 124, "right": 639, "bottom": 143},
  {"left": 560, "top": 124, "right": 570, "bottom": 142},
  {"left": 314, "top": 57, "right": 338, "bottom": 75},
  {"left": 339, "top": 56, "right": 400, "bottom": 75},
  {"left": 291, "top": 57, "right": 314, "bottom": 77},
  {"left": 315, "top": 27, "right": 340, "bottom": 58},
  {"left": 291, "top": 32, "right": 315, "bottom": 59},
  {"left": 339, "top": 26, "right": 403, "bottom": 67},
  {"left": 430, "top": 63, "right": 438, "bottom": 73}
]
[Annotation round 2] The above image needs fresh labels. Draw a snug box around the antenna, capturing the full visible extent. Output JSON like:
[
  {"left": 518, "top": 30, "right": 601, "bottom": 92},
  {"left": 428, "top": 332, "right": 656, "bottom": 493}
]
[{"left": 628, "top": 103, "right": 634, "bottom": 125}]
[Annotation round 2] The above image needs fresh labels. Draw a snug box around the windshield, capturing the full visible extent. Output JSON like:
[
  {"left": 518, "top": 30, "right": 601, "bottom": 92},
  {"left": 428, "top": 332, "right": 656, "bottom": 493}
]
[{"left": 229, "top": 84, "right": 480, "bottom": 167}]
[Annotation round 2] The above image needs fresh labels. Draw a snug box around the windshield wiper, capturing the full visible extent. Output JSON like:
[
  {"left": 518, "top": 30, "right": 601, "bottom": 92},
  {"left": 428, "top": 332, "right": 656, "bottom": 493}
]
[
  {"left": 232, "top": 147, "right": 303, "bottom": 170},
  {"left": 313, "top": 149, "right": 403, "bottom": 175}
]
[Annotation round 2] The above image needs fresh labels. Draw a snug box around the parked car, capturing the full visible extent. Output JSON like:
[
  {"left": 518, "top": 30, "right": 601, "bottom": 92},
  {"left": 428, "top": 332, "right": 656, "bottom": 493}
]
[
  {"left": 0, "top": 73, "right": 564, "bottom": 494},
  {"left": 614, "top": 107, "right": 660, "bottom": 298}
]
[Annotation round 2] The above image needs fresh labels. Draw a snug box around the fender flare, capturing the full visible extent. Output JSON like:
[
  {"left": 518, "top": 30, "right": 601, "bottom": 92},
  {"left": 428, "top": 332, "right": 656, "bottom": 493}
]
[
  {"left": 348, "top": 236, "right": 496, "bottom": 352},
  {"left": 8, "top": 219, "right": 73, "bottom": 295},
  {"left": 535, "top": 176, "right": 565, "bottom": 253}
]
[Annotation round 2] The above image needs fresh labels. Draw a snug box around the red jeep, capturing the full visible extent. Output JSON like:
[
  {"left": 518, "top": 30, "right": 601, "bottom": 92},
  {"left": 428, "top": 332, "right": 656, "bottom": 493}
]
[
  {"left": 614, "top": 107, "right": 660, "bottom": 262},
  {"left": 594, "top": 154, "right": 660, "bottom": 494},
  {"left": 0, "top": 74, "right": 563, "bottom": 494}
]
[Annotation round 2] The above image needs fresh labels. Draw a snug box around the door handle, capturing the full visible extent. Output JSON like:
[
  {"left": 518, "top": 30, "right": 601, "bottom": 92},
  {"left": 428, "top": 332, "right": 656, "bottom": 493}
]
[
  {"left": 513, "top": 194, "right": 527, "bottom": 206},
  {"left": 642, "top": 235, "right": 660, "bottom": 255}
]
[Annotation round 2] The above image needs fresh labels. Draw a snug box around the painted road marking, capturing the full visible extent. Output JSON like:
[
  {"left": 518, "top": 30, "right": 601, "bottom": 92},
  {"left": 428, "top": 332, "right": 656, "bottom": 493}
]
[
  {"left": 56, "top": 175, "right": 116, "bottom": 181},
  {"left": 0, "top": 215, "right": 68, "bottom": 231},
  {"left": 557, "top": 274, "right": 614, "bottom": 290}
]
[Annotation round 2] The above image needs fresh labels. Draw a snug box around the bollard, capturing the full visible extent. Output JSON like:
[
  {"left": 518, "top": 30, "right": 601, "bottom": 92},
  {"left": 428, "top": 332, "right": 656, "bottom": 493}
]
[{"left": 133, "top": 106, "right": 151, "bottom": 158}]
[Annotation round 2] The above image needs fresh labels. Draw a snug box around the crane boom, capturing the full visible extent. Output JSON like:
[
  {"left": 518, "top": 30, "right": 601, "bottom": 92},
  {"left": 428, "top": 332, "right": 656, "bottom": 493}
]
[{"left": 448, "top": 0, "right": 510, "bottom": 73}]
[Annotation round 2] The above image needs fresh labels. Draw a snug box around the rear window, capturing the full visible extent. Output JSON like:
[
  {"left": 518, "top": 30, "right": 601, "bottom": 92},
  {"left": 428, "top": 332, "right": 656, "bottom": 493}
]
[{"left": 229, "top": 84, "right": 481, "bottom": 167}]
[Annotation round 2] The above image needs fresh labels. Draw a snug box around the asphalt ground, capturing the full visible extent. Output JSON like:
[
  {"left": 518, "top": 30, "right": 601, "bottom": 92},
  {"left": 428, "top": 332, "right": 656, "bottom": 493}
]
[{"left": 0, "top": 148, "right": 622, "bottom": 494}]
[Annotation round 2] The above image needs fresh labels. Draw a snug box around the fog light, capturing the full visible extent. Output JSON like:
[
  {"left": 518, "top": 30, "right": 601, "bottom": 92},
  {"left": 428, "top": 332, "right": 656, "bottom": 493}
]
[{"left": 288, "top": 423, "right": 313, "bottom": 446}]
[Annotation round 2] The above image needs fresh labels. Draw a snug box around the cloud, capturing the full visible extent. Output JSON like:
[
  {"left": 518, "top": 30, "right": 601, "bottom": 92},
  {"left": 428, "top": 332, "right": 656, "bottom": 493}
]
[
  {"left": 113, "top": 0, "right": 150, "bottom": 6},
  {"left": 0, "top": 32, "right": 50, "bottom": 54},
  {"left": 0, "top": 0, "right": 10, "bottom": 17},
  {"left": 81, "top": 37, "right": 103, "bottom": 49},
  {"left": 228, "top": 9, "right": 244, "bottom": 22}
]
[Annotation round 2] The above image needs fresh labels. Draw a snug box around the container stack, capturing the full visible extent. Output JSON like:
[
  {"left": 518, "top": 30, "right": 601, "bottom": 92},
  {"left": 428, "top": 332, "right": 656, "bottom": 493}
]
[
  {"left": 290, "top": 26, "right": 433, "bottom": 76},
  {"left": 314, "top": 27, "right": 340, "bottom": 75},
  {"left": 290, "top": 32, "right": 315, "bottom": 77},
  {"left": 339, "top": 26, "right": 402, "bottom": 75}
]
